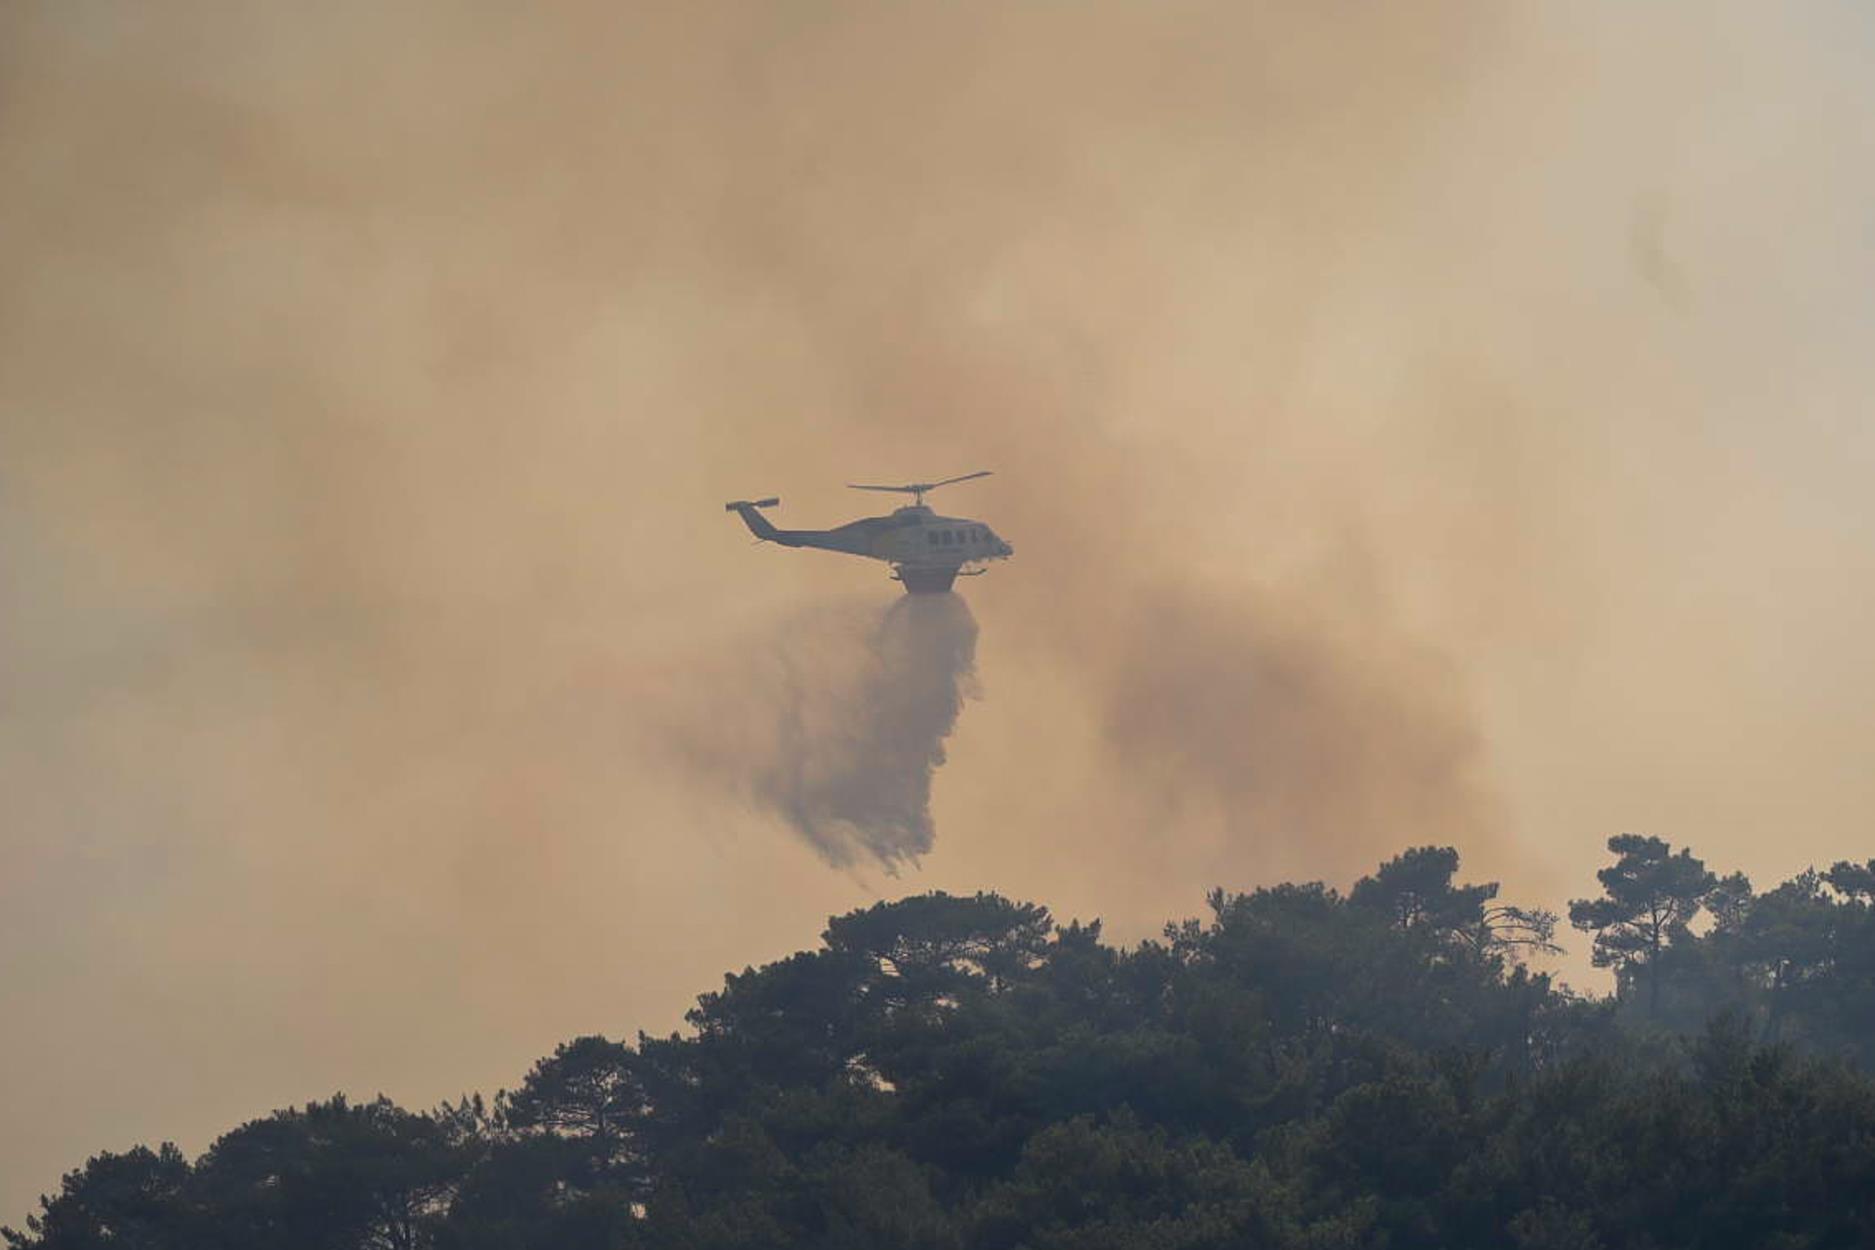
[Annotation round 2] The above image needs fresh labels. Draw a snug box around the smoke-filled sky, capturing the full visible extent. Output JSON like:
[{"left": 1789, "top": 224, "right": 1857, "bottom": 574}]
[{"left": 5, "top": 0, "right": 1875, "bottom": 1223}]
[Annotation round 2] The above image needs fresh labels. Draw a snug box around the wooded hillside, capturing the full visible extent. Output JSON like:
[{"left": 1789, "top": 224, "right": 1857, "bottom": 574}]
[{"left": 12, "top": 839, "right": 1875, "bottom": 1249}]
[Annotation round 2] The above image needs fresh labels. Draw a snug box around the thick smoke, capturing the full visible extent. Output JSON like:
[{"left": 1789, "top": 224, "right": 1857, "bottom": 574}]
[
  {"left": 667, "top": 593, "right": 979, "bottom": 872},
  {"left": 1101, "top": 585, "right": 1493, "bottom": 885}
]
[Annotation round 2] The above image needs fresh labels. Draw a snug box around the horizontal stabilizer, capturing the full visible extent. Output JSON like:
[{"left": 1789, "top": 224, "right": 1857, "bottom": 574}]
[{"left": 724, "top": 497, "right": 781, "bottom": 511}]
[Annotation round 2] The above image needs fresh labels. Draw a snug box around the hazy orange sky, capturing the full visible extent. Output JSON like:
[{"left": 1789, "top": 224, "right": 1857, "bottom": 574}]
[{"left": 5, "top": 0, "right": 1874, "bottom": 1224}]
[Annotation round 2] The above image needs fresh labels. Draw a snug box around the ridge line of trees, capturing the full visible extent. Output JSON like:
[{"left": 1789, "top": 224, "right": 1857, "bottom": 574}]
[{"left": 10, "top": 837, "right": 1875, "bottom": 1249}]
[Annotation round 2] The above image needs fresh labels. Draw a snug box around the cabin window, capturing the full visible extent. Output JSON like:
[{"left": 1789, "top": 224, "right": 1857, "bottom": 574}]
[{"left": 927, "top": 531, "right": 940, "bottom": 545}]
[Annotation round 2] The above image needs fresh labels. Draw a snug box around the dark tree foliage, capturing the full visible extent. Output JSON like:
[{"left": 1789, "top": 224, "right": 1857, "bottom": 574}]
[
  {"left": 1569, "top": 833, "right": 1717, "bottom": 1015},
  {"left": 2, "top": 1144, "right": 188, "bottom": 1250},
  {"left": 186, "top": 1094, "right": 470, "bottom": 1250},
  {"left": 1582, "top": 843, "right": 1875, "bottom": 1066},
  {"left": 11, "top": 845, "right": 1875, "bottom": 1250},
  {"left": 498, "top": 1036, "right": 648, "bottom": 1191},
  {"left": 1352, "top": 845, "right": 1561, "bottom": 959}
]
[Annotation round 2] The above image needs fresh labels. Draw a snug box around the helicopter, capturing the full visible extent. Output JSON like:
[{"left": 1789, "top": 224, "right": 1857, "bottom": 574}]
[{"left": 725, "top": 471, "right": 1014, "bottom": 593}]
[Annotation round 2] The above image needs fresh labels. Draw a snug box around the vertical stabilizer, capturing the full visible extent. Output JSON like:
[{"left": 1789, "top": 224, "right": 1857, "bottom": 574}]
[{"left": 725, "top": 498, "right": 783, "bottom": 542}]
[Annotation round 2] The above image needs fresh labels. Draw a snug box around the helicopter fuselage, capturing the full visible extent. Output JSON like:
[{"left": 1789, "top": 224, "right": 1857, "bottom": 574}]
[{"left": 724, "top": 501, "right": 1013, "bottom": 593}]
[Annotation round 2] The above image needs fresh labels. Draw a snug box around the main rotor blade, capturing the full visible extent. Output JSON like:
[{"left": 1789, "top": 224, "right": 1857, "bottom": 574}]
[
  {"left": 845, "top": 471, "right": 991, "bottom": 494},
  {"left": 929, "top": 470, "right": 992, "bottom": 489}
]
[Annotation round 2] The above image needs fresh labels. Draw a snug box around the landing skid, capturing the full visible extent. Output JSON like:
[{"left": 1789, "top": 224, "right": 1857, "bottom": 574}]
[{"left": 891, "top": 565, "right": 973, "bottom": 594}]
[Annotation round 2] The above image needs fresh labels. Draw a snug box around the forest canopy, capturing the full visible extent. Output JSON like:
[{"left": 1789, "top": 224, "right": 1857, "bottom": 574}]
[{"left": 10, "top": 838, "right": 1875, "bottom": 1249}]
